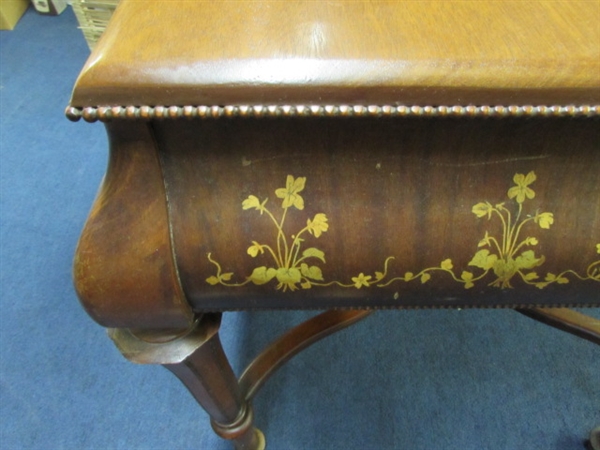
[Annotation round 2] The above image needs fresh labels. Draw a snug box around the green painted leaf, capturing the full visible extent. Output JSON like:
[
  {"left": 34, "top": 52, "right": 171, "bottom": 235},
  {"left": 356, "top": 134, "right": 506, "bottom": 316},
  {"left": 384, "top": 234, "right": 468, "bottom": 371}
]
[
  {"left": 220, "top": 273, "right": 233, "bottom": 281},
  {"left": 276, "top": 267, "right": 302, "bottom": 284},
  {"left": 523, "top": 272, "right": 539, "bottom": 281},
  {"left": 206, "top": 276, "right": 220, "bottom": 285},
  {"left": 515, "top": 250, "right": 544, "bottom": 270},
  {"left": 302, "top": 247, "right": 326, "bottom": 263},
  {"left": 249, "top": 266, "right": 277, "bottom": 285},
  {"left": 300, "top": 263, "right": 324, "bottom": 281},
  {"left": 468, "top": 249, "right": 498, "bottom": 270}
]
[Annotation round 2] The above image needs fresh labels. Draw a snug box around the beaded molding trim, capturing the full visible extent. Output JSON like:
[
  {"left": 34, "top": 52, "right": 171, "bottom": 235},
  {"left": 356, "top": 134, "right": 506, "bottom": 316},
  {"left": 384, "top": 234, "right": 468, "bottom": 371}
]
[
  {"left": 196, "top": 303, "right": 600, "bottom": 313},
  {"left": 65, "top": 104, "right": 600, "bottom": 122}
]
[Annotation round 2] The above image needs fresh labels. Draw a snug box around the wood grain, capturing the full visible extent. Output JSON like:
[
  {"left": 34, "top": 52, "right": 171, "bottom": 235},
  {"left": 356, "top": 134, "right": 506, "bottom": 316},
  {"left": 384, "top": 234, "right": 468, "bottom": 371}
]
[
  {"left": 70, "top": 0, "right": 600, "bottom": 107},
  {"left": 151, "top": 116, "right": 600, "bottom": 311},
  {"left": 73, "top": 121, "right": 194, "bottom": 329}
]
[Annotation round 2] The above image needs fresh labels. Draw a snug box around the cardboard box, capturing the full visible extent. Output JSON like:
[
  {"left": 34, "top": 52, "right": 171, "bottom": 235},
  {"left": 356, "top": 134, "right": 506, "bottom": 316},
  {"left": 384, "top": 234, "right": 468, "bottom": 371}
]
[
  {"left": 0, "top": 0, "right": 29, "bottom": 30},
  {"left": 31, "top": 0, "right": 67, "bottom": 15}
]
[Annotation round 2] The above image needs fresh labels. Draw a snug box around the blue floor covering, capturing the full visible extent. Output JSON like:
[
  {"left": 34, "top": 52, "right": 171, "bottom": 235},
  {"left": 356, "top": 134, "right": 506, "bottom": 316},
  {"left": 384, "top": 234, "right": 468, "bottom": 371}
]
[{"left": 1, "top": 7, "right": 598, "bottom": 450}]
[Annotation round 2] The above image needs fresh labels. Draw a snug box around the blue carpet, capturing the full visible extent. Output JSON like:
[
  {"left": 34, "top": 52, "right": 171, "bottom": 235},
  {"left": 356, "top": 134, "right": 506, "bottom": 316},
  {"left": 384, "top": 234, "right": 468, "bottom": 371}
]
[{"left": 1, "top": 7, "right": 598, "bottom": 450}]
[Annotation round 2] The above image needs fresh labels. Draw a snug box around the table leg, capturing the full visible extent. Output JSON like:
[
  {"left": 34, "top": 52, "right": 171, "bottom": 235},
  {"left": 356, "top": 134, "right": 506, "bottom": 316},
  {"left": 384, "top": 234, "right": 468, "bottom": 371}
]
[
  {"left": 515, "top": 308, "right": 600, "bottom": 346},
  {"left": 109, "top": 313, "right": 264, "bottom": 450},
  {"left": 588, "top": 425, "right": 600, "bottom": 450}
]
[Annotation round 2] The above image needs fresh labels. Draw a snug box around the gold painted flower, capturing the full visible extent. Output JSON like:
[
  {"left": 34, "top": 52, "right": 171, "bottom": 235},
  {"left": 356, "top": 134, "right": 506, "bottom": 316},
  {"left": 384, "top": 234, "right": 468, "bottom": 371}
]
[
  {"left": 533, "top": 212, "right": 554, "bottom": 229},
  {"left": 242, "top": 195, "right": 261, "bottom": 210},
  {"left": 507, "top": 171, "right": 536, "bottom": 204},
  {"left": 352, "top": 273, "right": 372, "bottom": 289},
  {"left": 276, "top": 175, "right": 306, "bottom": 210},
  {"left": 247, "top": 241, "right": 264, "bottom": 257},
  {"left": 461, "top": 271, "right": 474, "bottom": 289},
  {"left": 307, "top": 213, "right": 329, "bottom": 237},
  {"left": 242, "top": 195, "right": 267, "bottom": 214},
  {"left": 472, "top": 202, "right": 493, "bottom": 219},
  {"left": 440, "top": 259, "right": 453, "bottom": 271}
]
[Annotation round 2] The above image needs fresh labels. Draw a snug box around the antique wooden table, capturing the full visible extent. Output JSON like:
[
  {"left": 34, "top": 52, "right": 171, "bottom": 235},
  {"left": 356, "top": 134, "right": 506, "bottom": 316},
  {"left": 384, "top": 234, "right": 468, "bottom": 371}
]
[{"left": 67, "top": 1, "right": 600, "bottom": 448}]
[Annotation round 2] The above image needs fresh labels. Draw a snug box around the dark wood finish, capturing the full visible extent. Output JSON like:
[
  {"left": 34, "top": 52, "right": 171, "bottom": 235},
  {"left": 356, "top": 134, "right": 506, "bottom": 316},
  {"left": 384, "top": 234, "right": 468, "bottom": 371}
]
[
  {"left": 516, "top": 308, "right": 600, "bottom": 346},
  {"left": 74, "top": 117, "right": 600, "bottom": 314},
  {"left": 73, "top": 121, "right": 194, "bottom": 330},
  {"left": 109, "top": 314, "right": 264, "bottom": 450},
  {"left": 109, "top": 309, "right": 376, "bottom": 449},
  {"left": 153, "top": 117, "right": 599, "bottom": 310}
]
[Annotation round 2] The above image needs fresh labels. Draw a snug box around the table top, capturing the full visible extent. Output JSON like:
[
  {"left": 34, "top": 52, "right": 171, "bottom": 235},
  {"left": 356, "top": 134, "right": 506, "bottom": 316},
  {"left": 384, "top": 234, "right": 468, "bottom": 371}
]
[{"left": 70, "top": 0, "right": 600, "bottom": 108}]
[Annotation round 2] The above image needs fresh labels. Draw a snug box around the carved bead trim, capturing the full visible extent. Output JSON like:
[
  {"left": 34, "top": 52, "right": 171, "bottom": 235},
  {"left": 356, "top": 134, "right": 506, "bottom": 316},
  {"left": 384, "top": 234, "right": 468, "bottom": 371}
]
[
  {"left": 65, "top": 104, "right": 600, "bottom": 122},
  {"left": 196, "top": 303, "right": 600, "bottom": 313}
]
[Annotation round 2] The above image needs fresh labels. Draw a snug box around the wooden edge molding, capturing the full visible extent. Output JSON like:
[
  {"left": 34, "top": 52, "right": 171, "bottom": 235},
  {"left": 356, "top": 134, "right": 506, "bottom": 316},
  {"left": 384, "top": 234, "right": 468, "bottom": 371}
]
[{"left": 65, "top": 104, "right": 600, "bottom": 122}]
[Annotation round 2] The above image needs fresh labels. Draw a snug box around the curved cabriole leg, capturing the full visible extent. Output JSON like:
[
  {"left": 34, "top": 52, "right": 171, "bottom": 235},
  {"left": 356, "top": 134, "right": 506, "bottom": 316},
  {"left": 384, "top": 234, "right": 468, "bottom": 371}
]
[{"left": 109, "top": 314, "right": 265, "bottom": 450}]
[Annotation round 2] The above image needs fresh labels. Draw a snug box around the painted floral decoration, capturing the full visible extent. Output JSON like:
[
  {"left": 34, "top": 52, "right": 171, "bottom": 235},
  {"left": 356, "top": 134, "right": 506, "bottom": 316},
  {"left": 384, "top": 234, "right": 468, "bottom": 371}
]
[{"left": 206, "top": 173, "right": 599, "bottom": 292}]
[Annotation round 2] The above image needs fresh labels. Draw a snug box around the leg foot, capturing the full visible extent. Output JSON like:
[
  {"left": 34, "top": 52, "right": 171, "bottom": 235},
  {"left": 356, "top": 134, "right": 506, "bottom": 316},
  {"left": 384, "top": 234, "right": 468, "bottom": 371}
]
[
  {"left": 109, "top": 314, "right": 264, "bottom": 450},
  {"left": 211, "top": 405, "right": 265, "bottom": 450},
  {"left": 588, "top": 426, "right": 600, "bottom": 450}
]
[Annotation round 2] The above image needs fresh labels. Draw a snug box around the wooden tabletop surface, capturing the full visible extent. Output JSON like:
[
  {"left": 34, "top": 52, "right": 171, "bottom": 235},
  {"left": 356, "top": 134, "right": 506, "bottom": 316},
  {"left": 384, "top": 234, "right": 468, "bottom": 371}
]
[{"left": 71, "top": 0, "right": 600, "bottom": 107}]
